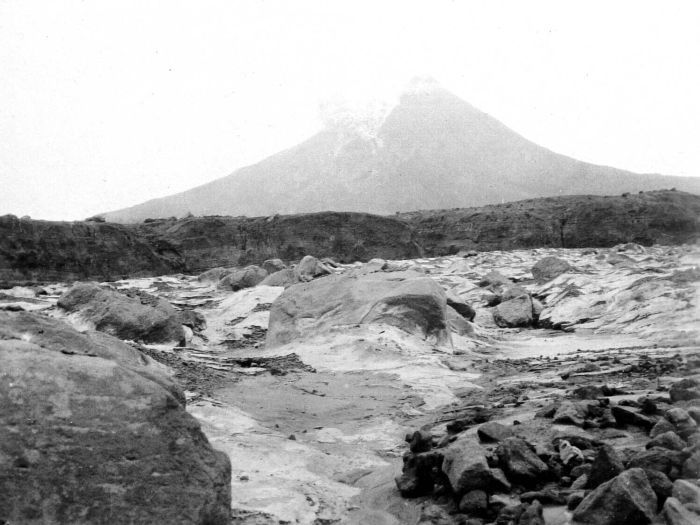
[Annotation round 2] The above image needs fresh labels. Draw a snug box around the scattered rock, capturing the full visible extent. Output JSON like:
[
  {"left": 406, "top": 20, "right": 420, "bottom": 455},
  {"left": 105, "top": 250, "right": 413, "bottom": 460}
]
[
  {"left": 518, "top": 500, "right": 545, "bottom": 525},
  {"left": 651, "top": 419, "right": 677, "bottom": 438},
  {"left": 611, "top": 405, "right": 655, "bottom": 430},
  {"left": 553, "top": 401, "right": 595, "bottom": 427},
  {"left": 217, "top": 265, "right": 268, "bottom": 291},
  {"left": 495, "top": 437, "right": 549, "bottom": 487},
  {"left": 395, "top": 450, "right": 444, "bottom": 497},
  {"left": 662, "top": 497, "right": 700, "bottom": 525},
  {"left": 197, "top": 266, "right": 233, "bottom": 283},
  {"left": 646, "top": 431, "right": 686, "bottom": 451},
  {"left": 627, "top": 448, "right": 681, "bottom": 477},
  {"left": 671, "top": 479, "right": 700, "bottom": 510},
  {"left": 295, "top": 255, "right": 332, "bottom": 282},
  {"left": 441, "top": 437, "right": 494, "bottom": 496},
  {"left": 459, "top": 490, "right": 488, "bottom": 515},
  {"left": 57, "top": 282, "right": 185, "bottom": 344},
  {"left": 260, "top": 268, "right": 299, "bottom": 287},
  {"left": 408, "top": 429, "right": 433, "bottom": 453},
  {"left": 445, "top": 290, "right": 476, "bottom": 321},
  {"left": 477, "top": 422, "right": 515, "bottom": 443},
  {"left": 261, "top": 258, "right": 286, "bottom": 274},
  {"left": 493, "top": 295, "right": 534, "bottom": 328},
  {"left": 643, "top": 468, "right": 673, "bottom": 506},
  {"left": 532, "top": 256, "right": 572, "bottom": 282},
  {"left": 587, "top": 444, "right": 625, "bottom": 489},
  {"left": 670, "top": 378, "right": 700, "bottom": 402},
  {"left": 572, "top": 468, "right": 657, "bottom": 525}
]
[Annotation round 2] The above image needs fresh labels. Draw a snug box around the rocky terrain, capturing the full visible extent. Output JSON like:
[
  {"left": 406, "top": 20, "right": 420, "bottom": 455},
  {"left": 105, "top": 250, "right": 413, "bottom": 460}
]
[
  {"left": 2, "top": 190, "right": 698, "bottom": 286},
  {"left": 101, "top": 78, "right": 700, "bottom": 222},
  {"left": 1, "top": 241, "right": 698, "bottom": 524}
]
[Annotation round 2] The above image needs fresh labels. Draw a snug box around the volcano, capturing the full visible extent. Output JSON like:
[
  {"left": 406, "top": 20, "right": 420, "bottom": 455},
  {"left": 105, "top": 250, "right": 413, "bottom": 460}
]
[{"left": 103, "top": 78, "right": 700, "bottom": 223}]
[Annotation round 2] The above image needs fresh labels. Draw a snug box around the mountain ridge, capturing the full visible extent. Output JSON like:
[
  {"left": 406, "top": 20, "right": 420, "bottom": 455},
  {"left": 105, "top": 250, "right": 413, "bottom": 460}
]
[{"left": 103, "top": 81, "right": 700, "bottom": 223}]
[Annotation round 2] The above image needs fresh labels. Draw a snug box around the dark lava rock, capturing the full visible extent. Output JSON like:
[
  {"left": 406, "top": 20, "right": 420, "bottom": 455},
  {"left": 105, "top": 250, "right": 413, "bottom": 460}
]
[
  {"left": 57, "top": 282, "right": 185, "bottom": 344},
  {"left": 496, "top": 437, "right": 549, "bottom": 487},
  {"left": 459, "top": 490, "right": 488, "bottom": 515},
  {"left": 586, "top": 444, "right": 625, "bottom": 489},
  {"left": 531, "top": 256, "right": 572, "bottom": 282},
  {"left": 627, "top": 447, "right": 683, "bottom": 477},
  {"left": 572, "top": 468, "right": 657, "bottom": 525},
  {"left": 670, "top": 378, "right": 700, "bottom": 403},
  {"left": 567, "top": 491, "right": 586, "bottom": 510},
  {"left": 408, "top": 429, "right": 433, "bottom": 453},
  {"left": 646, "top": 431, "right": 686, "bottom": 451},
  {"left": 477, "top": 421, "right": 515, "bottom": 443},
  {"left": 395, "top": 450, "right": 444, "bottom": 497},
  {"left": 441, "top": 437, "right": 506, "bottom": 496},
  {"left": 611, "top": 405, "right": 655, "bottom": 430},
  {"left": 0, "top": 327, "right": 231, "bottom": 524}
]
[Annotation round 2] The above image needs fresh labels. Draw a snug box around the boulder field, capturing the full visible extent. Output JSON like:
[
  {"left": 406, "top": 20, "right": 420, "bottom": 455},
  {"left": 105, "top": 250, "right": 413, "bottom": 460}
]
[{"left": 0, "top": 243, "right": 698, "bottom": 524}]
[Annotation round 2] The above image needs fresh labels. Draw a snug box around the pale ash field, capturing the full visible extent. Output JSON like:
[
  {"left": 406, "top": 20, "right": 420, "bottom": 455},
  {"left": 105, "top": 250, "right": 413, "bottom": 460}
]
[{"left": 5, "top": 243, "right": 700, "bottom": 524}]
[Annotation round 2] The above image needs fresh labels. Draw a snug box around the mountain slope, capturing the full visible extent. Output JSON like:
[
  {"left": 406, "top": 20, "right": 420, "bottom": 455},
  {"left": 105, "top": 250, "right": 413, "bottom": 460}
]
[{"left": 103, "top": 80, "right": 700, "bottom": 223}]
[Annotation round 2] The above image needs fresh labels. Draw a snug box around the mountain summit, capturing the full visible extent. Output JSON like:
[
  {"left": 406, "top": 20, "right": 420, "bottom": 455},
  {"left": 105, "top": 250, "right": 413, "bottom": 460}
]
[{"left": 103, "top": 80, "right": 700, "bottom": 222}]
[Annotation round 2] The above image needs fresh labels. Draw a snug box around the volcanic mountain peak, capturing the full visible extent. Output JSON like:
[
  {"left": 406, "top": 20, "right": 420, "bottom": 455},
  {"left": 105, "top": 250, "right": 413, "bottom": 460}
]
[{"left": 102, "top": 81, "right": 700, "bottom": 223}]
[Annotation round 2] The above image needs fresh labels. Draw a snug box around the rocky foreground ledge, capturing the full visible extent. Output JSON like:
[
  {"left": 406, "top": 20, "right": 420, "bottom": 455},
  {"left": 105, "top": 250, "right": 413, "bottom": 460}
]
[{"left": 0, "top": 243, "right": 698, "bottom": 524}]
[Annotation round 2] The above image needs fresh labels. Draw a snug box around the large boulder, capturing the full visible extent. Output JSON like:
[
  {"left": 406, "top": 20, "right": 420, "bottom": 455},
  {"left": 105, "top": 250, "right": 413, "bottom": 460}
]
[
  {"left": 216, "top": 265, "right": 267, "bottom": 291},
  {"left": 531, "top": 256, "right": 572, "bottom": 282},
  {"left": 57, "top": 283, "right": 185, "bottom": 344},
  {"left": 0, "top": 318, "right": 231, "bottom": 524},
  {"left": 267, "top": 271, "right": 451, "bottom": 347},
  {"left": 493, "top": 295, "right": 534, "bottom": 328},
  {"left": 572, "top": 468, "right": 657, "bottom": 525}
]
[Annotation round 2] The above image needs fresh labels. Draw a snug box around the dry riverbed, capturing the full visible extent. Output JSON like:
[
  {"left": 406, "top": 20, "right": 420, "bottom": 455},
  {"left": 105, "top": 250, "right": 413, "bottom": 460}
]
[{"left": 5, "top": 244, "right": 698, "bottom": 524}]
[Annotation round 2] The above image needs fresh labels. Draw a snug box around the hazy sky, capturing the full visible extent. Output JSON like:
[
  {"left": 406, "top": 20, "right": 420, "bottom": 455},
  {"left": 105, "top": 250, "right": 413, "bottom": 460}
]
[{"left": 2, "top": 1, "right": 699, "bottom": 220}]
